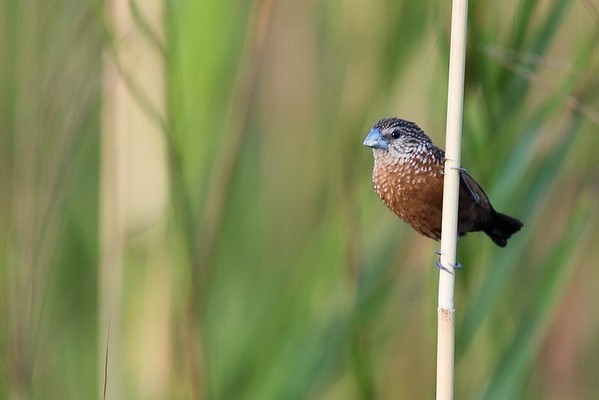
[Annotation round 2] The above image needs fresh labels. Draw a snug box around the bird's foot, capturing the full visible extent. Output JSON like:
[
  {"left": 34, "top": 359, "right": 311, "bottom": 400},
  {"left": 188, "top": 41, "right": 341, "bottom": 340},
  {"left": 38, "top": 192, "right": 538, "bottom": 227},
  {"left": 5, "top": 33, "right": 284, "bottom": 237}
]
[
  {"left": 435, "top": 251, "right": 462, "bottom": 274},
  {"left": 440, "top": 165, "right": 468, "bottom": 176}
]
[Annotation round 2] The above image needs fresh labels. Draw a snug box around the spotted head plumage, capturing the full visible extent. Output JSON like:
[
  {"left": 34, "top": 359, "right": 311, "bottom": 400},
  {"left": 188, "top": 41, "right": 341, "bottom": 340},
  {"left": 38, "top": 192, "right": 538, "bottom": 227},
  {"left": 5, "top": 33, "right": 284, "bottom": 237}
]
[
  {"left": 363, "top": 117, "right": 442, "bottom": 167},
  {"left": 373, "top": 117, "right": 433, "bottom": 148}
]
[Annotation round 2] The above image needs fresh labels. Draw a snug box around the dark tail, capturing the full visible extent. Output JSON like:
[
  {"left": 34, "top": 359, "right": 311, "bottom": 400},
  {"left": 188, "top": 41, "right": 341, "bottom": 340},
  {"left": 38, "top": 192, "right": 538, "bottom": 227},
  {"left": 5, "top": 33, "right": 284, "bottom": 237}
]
[{"left": 485, "top": 211, "right": 523, "bottom": 247}]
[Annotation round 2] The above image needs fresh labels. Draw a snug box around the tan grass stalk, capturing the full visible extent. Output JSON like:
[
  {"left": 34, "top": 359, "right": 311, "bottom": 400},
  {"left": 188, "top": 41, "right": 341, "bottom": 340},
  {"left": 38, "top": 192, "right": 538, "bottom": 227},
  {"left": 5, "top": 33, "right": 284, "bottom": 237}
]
[{"left": 436, "top": 0, "right": 469, "bottom": 399}]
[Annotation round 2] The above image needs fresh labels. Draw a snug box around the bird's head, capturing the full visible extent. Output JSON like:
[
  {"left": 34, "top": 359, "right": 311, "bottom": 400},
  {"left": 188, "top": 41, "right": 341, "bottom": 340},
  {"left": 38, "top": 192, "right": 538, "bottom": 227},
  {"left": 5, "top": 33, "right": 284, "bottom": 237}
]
[{"left": 363, "top": 117, "right": 432, "bottom": 160}]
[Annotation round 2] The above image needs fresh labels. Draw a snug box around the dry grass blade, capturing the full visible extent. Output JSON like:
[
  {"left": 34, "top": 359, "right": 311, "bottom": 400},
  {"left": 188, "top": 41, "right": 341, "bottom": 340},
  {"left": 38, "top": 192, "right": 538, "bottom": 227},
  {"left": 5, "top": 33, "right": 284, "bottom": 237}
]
[{"left": 103, "top": 321, "right": 111, "bottom": 400}]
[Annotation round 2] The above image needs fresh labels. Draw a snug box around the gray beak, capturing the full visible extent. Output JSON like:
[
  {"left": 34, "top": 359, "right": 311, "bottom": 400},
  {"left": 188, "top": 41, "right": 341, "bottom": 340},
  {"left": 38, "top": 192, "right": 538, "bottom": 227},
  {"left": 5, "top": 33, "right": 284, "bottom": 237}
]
[{"left": 363, "top": 128, "right": 388, "bottom": 150}]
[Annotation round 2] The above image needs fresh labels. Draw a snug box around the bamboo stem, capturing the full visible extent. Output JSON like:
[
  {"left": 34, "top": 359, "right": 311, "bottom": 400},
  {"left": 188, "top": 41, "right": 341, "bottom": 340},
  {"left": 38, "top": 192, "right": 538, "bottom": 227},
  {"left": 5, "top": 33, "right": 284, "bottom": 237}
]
[{"left": 436, "top": 0, "right": 468, "bottom": 399}]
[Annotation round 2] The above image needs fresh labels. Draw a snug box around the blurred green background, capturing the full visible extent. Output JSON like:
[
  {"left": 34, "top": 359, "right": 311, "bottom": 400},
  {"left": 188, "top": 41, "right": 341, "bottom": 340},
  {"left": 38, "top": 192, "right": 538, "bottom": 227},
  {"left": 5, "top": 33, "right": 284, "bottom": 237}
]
[{"left": 2, "top": 0, "right": 599, "bottom": 399}]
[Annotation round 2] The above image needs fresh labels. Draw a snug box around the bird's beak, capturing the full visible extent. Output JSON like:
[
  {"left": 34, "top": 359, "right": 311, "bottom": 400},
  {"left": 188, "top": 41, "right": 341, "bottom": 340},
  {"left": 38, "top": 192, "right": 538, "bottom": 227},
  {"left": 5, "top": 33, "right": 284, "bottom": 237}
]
[{"left": 363, "top": 128, "right": 388, "bottom": 150}]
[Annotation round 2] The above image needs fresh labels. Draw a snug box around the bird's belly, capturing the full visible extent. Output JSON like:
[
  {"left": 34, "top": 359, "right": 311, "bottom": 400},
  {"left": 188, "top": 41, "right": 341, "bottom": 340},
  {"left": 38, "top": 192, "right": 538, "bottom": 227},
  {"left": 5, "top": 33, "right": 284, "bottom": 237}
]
[{"left": 375, "top": 172, "right": 444, "bottom": 240}]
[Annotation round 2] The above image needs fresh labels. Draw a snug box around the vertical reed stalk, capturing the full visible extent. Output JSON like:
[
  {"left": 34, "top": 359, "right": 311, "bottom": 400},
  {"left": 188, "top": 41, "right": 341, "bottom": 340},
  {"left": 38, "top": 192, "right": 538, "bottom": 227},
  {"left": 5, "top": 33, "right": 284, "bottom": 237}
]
[
  {"left": 99, "top": 28, "right": 127, "bottom": 400},
  {"left": 100, "top": 1, "right": 168, "bottom": 398},
  {"left": 436, "top": 0, "right": 468, "bottom": 399}
]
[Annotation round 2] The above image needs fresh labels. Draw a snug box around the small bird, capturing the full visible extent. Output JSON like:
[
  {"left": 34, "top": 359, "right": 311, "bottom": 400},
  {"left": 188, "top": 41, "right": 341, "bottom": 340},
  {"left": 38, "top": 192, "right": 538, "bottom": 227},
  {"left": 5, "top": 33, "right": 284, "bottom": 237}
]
[{"left": 363, "top": 117, "right": 522, "bottom": 247}]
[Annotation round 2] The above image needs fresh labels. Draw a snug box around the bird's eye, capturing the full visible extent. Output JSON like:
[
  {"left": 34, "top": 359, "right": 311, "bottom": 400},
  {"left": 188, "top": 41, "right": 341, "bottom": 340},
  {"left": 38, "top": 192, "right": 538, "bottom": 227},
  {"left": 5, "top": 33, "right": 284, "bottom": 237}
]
[{"left": 391, "top": 129, "right": 401, "bottom": 139}]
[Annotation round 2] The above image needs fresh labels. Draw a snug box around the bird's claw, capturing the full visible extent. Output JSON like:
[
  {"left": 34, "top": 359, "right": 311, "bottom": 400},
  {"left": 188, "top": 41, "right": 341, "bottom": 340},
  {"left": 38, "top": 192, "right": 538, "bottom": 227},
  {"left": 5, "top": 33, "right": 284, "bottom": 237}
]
[
  {"left": 435, "top": 251, "right": 462, "bottom": 274},
  {"left": 436, "top": 259, "right": 454, "bottom": 274},
  {"left": 440, "top": 166, "right": 468, "bottom": 176}
]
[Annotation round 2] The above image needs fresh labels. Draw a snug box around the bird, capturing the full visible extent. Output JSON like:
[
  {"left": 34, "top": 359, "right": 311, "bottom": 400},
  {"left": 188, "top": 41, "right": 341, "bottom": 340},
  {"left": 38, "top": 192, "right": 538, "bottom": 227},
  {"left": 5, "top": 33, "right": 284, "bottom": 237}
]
[{"left": 363, "top": 117, "right": 522, "bottom": 247}]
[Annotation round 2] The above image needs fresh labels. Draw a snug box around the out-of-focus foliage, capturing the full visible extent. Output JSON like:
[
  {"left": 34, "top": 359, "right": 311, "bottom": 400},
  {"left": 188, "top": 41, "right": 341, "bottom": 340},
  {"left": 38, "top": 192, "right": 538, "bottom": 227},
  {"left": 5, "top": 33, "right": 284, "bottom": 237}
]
[{"left": 1, "top": 0, "right": 599, "bottom": 399}]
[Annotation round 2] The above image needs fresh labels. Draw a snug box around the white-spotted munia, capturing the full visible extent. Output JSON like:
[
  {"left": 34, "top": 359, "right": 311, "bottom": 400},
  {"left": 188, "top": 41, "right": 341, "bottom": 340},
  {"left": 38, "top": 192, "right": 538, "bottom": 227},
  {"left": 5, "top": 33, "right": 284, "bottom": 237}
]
[{"left": 363, "top": 117, "right": 522, "bottom": 247}]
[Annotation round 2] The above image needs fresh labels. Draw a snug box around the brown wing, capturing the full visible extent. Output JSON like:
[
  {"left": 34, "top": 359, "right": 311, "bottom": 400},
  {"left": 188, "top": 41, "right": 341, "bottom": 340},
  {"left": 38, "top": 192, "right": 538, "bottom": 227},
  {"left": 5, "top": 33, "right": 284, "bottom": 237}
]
[{"left": 458, "top": 172, "right": 493, "bottom": 234}]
